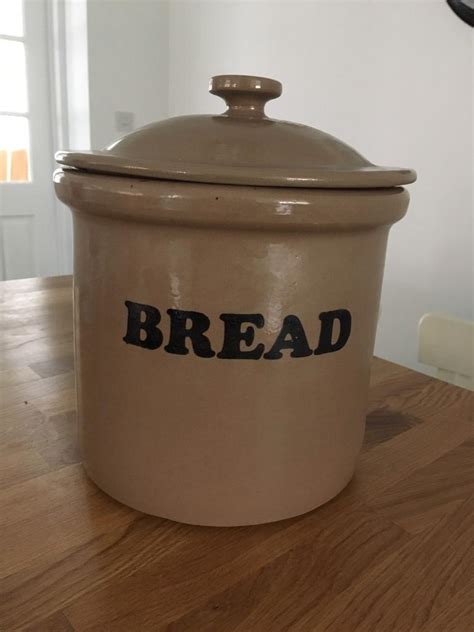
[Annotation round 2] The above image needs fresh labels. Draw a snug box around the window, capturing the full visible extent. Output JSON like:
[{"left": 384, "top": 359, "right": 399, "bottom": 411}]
[{"left": 0, "top": 0, "right": 31, "bottom": 182}]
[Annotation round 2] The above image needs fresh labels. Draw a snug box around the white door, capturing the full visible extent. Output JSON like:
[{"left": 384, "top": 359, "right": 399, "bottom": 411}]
[{"left": 0, "top": 0, "right": 59, "bottom": 280}]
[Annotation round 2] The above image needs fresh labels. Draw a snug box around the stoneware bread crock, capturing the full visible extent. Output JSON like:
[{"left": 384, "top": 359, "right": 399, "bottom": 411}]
[{"left": 54, "top": 74, "right": 416, "bottom": 526}]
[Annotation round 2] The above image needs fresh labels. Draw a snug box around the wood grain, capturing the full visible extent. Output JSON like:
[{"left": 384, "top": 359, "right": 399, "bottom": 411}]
[{"left": 0, "top": 276, "right": 472, "bottom": 631}]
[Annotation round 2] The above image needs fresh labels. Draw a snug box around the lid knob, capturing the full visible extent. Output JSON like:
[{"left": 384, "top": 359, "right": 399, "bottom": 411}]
[{"left": 209, "top": 74, "right": 282, "bottom": 119}]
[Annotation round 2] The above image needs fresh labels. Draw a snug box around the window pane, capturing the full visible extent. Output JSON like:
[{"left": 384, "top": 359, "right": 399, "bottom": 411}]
[
  {"left": 0, "top": 40, "right": 28, "bottom": 112},
  {"left": 0, "top": 0, "right": 24, "bottom": 36},
  {"left": 0, "top": 115, "right": 30, "bottom": 182}
]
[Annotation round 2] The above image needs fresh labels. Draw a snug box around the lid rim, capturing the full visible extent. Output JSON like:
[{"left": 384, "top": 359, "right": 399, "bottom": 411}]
[{"left": 55, "top": 151, "right": 417, "bottom": 189}]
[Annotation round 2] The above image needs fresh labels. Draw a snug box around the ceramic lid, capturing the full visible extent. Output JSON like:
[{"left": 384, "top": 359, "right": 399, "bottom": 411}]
[{"left": 56, "top": 74, "right": 416, "bottom": 189}]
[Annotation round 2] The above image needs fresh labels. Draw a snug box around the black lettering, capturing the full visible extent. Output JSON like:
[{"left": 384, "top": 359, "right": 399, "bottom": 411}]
[
  {"left": 164, "top": 309, "right": 215, "bottom": 357},
  {"left": 123, "top": 300, "right": 163, "bottom": 350},
  {"left": 314, "top": 309, "right": 352, "bottom": 355},
  {"left": 217, "top": 313, "right": 265, "bottom": 360},
  {"left": 263, "top": 315, "right": 312, "bottom": 360}
]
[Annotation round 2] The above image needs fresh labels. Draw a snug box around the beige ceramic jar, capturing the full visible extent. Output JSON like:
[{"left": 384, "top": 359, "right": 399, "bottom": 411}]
[{"left": 54, "top": 75, "right": 416, "bottom": 526}]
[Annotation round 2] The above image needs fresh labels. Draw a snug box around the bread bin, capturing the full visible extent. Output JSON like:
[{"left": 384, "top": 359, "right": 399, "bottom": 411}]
[{"left": 54, "top": 74, "right": 416, "bottom": 526}]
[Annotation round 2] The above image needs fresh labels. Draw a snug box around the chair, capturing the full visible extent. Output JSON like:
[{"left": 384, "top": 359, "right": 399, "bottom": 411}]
[{"left": 418, "top": 313, "right": 474, "bottom": 390}]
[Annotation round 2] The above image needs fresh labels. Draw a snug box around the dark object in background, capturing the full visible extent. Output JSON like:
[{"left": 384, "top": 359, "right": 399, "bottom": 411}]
[{"left": 447, "top": 0, "right": 474, "bottom": 26}]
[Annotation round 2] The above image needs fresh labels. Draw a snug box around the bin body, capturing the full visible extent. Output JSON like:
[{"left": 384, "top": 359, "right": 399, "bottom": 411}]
[{"left": 55, "top": 172, "right": 409, "bottom": 525}]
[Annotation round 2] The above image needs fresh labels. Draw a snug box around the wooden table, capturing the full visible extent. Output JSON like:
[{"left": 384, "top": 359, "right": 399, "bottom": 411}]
[{"left": 1, "top": 276, "right": 472, "bottom": 632}]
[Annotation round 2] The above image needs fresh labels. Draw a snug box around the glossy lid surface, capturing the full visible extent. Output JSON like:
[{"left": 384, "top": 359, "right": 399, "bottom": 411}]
[{"left": 56, "top": 75, "right": 416, "bottom": 188}]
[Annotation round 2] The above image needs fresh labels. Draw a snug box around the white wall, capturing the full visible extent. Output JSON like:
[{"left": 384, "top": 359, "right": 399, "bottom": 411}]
[
  {"left": 86, "top": 0, "right": 169, "bottom": 149},
  {"left": 167, "top": 0, "right": 473, "bottom": 375}
]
